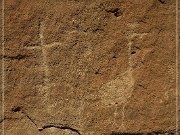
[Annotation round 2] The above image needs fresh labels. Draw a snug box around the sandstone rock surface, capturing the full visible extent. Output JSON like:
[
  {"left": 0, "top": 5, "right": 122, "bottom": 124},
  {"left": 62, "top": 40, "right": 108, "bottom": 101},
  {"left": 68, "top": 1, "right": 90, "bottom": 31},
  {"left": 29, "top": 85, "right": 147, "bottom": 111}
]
[{"left": 0, "top": 0, "right": 178, "bottom": 134}]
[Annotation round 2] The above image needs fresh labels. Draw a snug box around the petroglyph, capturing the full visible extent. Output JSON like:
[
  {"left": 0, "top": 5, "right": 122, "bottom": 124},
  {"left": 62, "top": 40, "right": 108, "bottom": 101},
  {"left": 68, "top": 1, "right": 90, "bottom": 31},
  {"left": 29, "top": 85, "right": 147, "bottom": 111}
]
[
  {"left": 100, "top": 71, "right": 134, "bottom": 106},
  {"left": 26, "top": 21, "right": 60, "bottom": 109},
  {"left": 100, "top": 22, "right": 148, "bottom": 130},
  {"left": 4, "top": 0, "right": 176, "bottom": 134}
]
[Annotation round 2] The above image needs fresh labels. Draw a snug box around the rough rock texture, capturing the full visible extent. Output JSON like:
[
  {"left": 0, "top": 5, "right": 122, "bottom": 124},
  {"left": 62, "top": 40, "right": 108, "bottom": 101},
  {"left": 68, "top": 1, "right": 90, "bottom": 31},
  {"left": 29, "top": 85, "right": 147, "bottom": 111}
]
[{"left": 1, "top": 0, "right": 178, "bottom": 135}]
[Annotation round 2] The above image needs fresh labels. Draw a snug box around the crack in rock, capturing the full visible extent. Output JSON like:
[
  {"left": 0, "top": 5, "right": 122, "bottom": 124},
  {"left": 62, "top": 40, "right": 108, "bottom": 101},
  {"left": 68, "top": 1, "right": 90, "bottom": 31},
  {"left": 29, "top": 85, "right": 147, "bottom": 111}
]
[
  {"left": 106, "top": 8, "right": 122, "bottom": 17},
  {"left": 0, "top": 117, "right": 20, "bottom": 123},
  {"left": 11, "top": 106, "right": 81, "bottom": 134},
  {"left": 158, "top": 0, "right": 166, "bottom": 4},
  {"left": 38, "top": 123, "right": 81, "bottom": 135},
  {"left": 11, "top": 106, "right": 39, "bottom": 128},
  {"left": 0, "top": 54, "right": 29, "bottom": 60}
]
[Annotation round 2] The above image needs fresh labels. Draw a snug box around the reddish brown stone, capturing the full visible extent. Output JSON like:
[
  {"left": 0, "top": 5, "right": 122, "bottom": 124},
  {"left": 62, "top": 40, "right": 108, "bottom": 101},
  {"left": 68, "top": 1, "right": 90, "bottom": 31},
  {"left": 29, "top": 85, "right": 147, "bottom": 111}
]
[{"left": 1, "top": 0, "right": 178, "bottom": 134}]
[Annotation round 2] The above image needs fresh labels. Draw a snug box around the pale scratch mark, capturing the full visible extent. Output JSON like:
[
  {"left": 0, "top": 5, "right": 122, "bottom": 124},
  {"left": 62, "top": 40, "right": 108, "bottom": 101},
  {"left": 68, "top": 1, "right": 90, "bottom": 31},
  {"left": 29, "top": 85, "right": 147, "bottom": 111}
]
[
  {"left": 25, "top": 21, "right": 61, "bottom": 111},
  {"left": 164, "top": 91, "right": 169, "bottom": 100},
  {"left": 164, "top": 89, "right": 174, "bottom": 100},
  {"left": 39, "top": 21, "right": 44, "bottom": 44},
  {"left": 141, "top": 48, "right": 154, "bottom": 62},
  {"left": 121, "top": 103, "right": 126, "bottom": 130},
  {"left": 120, "top": 23, "right": 148, "bottom": 129},
  {"left": 112, "top": 103, "right": 118, "bottom": 128},
  {"left": 26, "top": 22, "right": 61, "bottom": 85},
  {"left": 100, "top": 70, "right": 134, "bottom": 130},
  {"left": 129, "top": 33, "right": 148, "bottom": 40},
  {"left": 100, "top": 25, "right": 145, "bottom": 129},
  {"left": 40, "top": 21, "right": 50, "bottom": 84},
  {"left": 26, "top": 42, "right": 62, "bottom": 50},
  {"left": 78, "top": 99, "right": 86, "bottom": 133},
  {"left": 120, "top": 72, "right": 134, "bottom": 130}
]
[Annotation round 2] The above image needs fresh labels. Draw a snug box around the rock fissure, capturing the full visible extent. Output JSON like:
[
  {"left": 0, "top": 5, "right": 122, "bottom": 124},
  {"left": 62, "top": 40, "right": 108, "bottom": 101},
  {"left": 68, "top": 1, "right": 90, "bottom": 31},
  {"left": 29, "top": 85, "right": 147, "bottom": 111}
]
[
  {"left": 0, "top": 117, "right": 21, "bottom": 123},
  {"left": 0, "top": 54, "right": 29, "bottom": 60},
  {"left": 158, "top": 0, "right": 166, "bottom": 4},
  {"left": 105, "top": 8, "right": 122, "bottom": 17},
  {"left": 11, "top": 106, "right": 39, "bottom": 128},
  {"left": 38, "top": 123, "right": 81, "bottom": 135},
  {"left": 11, "top": 106, "right": 81, "bottom": 134}
]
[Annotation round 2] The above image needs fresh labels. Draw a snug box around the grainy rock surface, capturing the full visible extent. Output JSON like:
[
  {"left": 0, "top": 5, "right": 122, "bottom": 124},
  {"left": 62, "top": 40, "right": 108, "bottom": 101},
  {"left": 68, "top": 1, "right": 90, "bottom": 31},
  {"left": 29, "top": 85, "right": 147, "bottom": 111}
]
[{"left": 0, "top": 0, "right": 178, "bottom": 135}]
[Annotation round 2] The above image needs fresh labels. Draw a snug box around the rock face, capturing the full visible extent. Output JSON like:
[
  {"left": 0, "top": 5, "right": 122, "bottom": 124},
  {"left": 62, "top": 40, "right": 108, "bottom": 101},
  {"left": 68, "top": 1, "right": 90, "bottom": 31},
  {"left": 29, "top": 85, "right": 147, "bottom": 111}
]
[{"left": 0, "top": 0, "right": 178, "bottom": 134}]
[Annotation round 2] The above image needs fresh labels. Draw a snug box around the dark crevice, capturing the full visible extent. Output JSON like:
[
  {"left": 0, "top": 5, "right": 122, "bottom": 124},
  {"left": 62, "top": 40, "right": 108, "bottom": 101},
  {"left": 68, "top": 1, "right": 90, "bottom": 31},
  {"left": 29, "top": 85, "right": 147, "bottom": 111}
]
[
  {"left": 0, "top": 117, "right": 21, "bottom": 123},
  {"left": 11, "top": 106, "right": 38, "bottom": 127},
  {"left": 131, "top": 45, "right": 141, "bottom": 55},
  {"left": 95, "top": 68, "right": 101, "bottom": 75},
  {"left": 158, "top": 0, "right": 166, "bottom": 4},
  {"left": 106, "top": 8, "right": 122, "bottom": 17},
  {"left": 10, "top": 106, "right": 81, "bottom": 134},
  {"left": 24, "top": 112, "right": 38, "bottom": 127},
  {"left": 134, "top": 46, "right": 141, "bottom": 50},
  {"left": 39, "top": 123, "right": 81, "bottom": 135},
  {"left": 92, "top": 27, "right": 104, "bottom": 33},
  {"left": 137, "top": 84, "right": 147, "bottom": 89},
  {"left": 112, "top": 54, "right": 117, "bottom": 58},
  {"left": 131, "top": 51, "right": 136, "bottom": 54},
  {"left": 11, "top": 106, "right": 22, "bottom": 112},
  {"left": 0, "top": 54, "right": 29, "bottom": 60},
  {"left": 95, "top": 71, "right": 101, "bottom": 74},
  {"left": 0, "top": 118, "right": 3, "bottom": 123}
]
